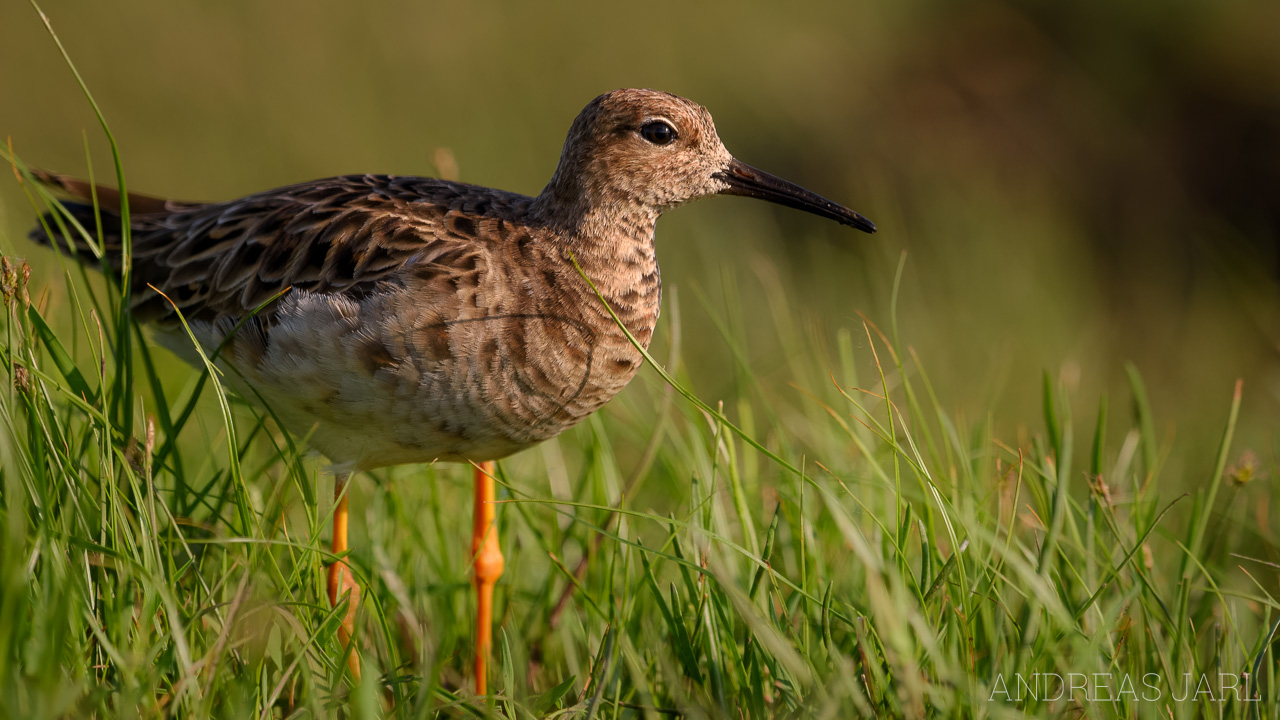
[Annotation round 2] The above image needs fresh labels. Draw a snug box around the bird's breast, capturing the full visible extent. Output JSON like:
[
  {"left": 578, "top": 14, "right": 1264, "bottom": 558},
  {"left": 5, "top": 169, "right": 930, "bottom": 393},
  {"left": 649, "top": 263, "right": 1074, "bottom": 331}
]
[{"left": 213, "top": 255, "right": 659, "bottom": 471}]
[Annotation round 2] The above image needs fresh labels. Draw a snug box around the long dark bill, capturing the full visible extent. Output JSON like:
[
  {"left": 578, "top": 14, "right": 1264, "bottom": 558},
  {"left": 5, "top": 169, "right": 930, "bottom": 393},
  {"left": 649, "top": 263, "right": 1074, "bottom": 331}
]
[{"left": 714, "top": 159, "right": 876, "bottom": 233}]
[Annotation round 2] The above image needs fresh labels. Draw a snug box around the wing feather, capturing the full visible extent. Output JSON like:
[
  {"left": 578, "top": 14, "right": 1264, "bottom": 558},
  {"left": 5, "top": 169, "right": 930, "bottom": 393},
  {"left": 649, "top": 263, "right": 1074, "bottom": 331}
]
[{"left": 31, "top": 172, "right": 535, "bottom": 325}]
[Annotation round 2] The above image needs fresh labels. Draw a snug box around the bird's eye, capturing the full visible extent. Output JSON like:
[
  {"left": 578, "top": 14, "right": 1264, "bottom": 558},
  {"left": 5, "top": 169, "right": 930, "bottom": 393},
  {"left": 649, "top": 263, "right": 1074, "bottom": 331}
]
[{"left": 639, "top": 121, "right": 677, "bottom": 146}]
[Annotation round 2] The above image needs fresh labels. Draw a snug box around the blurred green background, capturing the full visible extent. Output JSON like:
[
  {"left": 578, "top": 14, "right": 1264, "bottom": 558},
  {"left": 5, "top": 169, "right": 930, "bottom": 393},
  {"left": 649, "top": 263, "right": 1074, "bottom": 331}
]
[{"left": 2, "top": 0, "right": 1279, "bottom": 480}]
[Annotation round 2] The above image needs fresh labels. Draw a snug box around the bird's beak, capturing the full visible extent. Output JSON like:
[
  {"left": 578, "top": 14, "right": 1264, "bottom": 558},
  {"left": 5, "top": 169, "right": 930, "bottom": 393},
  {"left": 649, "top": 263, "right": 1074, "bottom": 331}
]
[{"left": 713, "top": 158, "right": 876, "bottom": 233}]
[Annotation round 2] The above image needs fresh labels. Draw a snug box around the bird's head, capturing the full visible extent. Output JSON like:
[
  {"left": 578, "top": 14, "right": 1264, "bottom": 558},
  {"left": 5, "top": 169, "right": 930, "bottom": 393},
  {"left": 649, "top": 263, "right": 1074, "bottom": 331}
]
[{"left": 540, "top": 88, "right": 875, "bottom": 233}]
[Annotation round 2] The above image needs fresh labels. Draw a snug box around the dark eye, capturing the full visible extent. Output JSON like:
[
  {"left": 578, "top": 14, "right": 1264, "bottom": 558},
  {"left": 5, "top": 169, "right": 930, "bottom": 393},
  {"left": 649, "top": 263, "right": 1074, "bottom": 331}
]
[{"left": 640, "top": 120, "right": 677, "bottom": 146}]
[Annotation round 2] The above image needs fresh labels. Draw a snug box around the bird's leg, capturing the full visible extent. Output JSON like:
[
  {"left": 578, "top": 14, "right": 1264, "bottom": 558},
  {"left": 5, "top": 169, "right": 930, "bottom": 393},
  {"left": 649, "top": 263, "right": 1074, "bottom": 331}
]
[
  {"left": 327, "top": 473, "right": 362, "bottom": 681},
  {"left": 471, "top": 461, "right": 505, "bottom": 695}
]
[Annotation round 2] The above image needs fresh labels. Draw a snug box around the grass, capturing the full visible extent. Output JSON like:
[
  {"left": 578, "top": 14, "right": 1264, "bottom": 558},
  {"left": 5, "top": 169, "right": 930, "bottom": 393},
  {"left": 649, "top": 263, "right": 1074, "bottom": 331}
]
[{"left": 3, "top": 12, "right": 1280, "bottom": 720}]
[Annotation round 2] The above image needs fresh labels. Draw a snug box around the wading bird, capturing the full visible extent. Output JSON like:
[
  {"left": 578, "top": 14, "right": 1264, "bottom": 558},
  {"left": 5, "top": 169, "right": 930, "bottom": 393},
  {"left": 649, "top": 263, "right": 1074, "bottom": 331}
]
[{"left": 29, "top": 88, "right": 875, "bottom": 693}]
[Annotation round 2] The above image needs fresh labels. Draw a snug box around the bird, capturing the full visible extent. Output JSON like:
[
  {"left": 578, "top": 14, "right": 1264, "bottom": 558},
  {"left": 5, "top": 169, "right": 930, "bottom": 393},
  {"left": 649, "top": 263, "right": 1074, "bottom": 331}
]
[{"left": 27, "top": 88, "right": 876, "bottom": 694}]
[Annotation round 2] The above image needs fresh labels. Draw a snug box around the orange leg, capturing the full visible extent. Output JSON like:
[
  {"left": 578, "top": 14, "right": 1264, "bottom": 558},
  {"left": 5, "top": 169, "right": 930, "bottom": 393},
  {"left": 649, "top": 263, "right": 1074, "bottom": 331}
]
[
  {"left": 471, "top": 461, "right": 505, "bottom": 695},
  {"left": 327, "top": 473, "right": 362, "bottom": 681}
]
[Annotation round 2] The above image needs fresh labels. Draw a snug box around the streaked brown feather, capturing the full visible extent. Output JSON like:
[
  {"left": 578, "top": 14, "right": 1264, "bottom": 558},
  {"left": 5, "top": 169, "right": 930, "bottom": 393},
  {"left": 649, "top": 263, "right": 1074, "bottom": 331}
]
[{"left": 32, "top": 172, "right": 537, "bottom": 325}]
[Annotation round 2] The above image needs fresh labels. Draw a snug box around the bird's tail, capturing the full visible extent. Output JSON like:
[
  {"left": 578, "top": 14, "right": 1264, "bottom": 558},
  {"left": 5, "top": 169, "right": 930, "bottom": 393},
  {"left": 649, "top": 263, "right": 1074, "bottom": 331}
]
[{"left": 26, "top": 169, "right": 184, "bottom": 270}]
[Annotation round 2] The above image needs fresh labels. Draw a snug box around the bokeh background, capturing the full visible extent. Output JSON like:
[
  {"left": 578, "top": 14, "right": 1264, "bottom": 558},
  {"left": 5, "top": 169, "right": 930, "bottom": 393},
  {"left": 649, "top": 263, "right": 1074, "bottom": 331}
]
[{"left": 3, "top": 0, "right": 1279, "bottom": 484}]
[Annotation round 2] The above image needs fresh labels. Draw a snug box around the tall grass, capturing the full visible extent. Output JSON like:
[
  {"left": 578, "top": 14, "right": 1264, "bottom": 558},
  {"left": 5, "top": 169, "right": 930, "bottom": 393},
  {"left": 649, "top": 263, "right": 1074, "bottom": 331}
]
[{"left": 2, "top": 11, "right": 1279, "bottom": 720}]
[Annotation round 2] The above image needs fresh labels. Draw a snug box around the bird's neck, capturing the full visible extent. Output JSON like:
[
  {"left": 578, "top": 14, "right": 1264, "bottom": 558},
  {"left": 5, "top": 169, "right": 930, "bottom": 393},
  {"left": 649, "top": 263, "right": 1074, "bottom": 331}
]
[
  {"left": 532, "top": 186, "right": 659, "bottom": 283},
  {"left": 530, "top": 189, "right": 662, "bottom": 346}
]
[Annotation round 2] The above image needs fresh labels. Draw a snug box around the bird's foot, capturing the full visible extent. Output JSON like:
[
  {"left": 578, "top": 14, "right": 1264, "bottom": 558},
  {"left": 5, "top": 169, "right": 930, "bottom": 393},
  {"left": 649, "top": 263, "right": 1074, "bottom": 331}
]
[{"left": 327, "top": 558, "right": 362, "bottom": 680}]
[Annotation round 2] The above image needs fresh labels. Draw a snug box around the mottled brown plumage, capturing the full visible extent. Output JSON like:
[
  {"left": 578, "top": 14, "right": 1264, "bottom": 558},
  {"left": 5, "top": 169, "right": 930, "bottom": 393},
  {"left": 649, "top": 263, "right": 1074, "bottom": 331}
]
[
  {"left": 29, "top": 88, "right": 876, "bottom": 691},
  {"left": 29, "top": 88, "right": 874, "bottom": 472}
]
